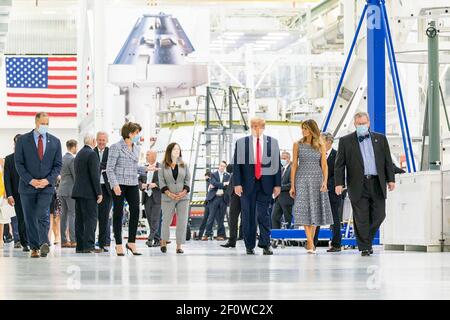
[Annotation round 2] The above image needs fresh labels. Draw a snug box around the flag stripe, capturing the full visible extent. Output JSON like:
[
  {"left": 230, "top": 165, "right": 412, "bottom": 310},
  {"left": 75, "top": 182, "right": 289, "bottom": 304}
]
[
  {"left": 7, "top": 111, "right": 77, "bottom": 117},
  {"left": 48, "top": 76, "right": 77, "bottom": 80},
  {"left": 7, "top": 102, "right": 76, "bottom": 108},
  {"left": 48, "top": 57, "right": 77, "bottom": 62},
  {"left": 47, "top": 85, "right": 77, "bottom": 89},
  {"left": 48, "top": 66, "right": 77, "bottom": 71},
  {"left": 7, "top": 93, "right": 77, "bottom": 99}
]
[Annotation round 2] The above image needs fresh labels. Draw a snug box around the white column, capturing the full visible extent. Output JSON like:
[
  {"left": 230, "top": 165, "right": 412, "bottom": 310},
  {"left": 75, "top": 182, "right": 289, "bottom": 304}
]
[
  {"left": 93, "top": 0, "right": 106, "bottom": 133},
  {"left": 343, "top": 0, "right": 356, "bottom": 57},
  {"left": 245, "top": 44, "right": 256, "bottom": 119}
]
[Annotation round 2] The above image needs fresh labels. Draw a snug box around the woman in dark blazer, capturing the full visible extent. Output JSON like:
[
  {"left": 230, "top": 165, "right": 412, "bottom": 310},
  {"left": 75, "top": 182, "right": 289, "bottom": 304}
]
[
  {"left": 106, "top": 122, "right": 152, "bottom": 256},
  {"left": 158, "top": 143, "right": 191, "bottom": 254}
]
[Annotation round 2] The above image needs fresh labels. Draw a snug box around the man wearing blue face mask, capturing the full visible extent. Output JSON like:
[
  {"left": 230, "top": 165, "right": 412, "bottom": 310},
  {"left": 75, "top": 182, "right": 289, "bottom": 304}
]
[
  {"left": 335, "top": 112, "right": 395, "bottom": 257},
  {"left": 14, "top": 112, "right": 62, "bottom": 258}
]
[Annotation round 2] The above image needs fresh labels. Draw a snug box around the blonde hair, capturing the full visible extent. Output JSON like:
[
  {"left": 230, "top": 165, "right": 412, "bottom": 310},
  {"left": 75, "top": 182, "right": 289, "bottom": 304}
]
[{"left": 301, "top": 119, "right": 323, "bottom": 151}]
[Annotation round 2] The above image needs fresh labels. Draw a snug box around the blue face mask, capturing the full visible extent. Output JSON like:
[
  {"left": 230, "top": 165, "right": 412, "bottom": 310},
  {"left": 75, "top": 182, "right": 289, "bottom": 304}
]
[
  {"left": 356, "top": 125, "right": 369, "bottom": 136},
  {"left": 37, "top": 125, "right": 49, "bottom": 135},
  {"left": 281, "top": 159, "right": 288, "bottom": 167},
  {"left": 132, "top": 135, "right": 140, "bottom": 144}
]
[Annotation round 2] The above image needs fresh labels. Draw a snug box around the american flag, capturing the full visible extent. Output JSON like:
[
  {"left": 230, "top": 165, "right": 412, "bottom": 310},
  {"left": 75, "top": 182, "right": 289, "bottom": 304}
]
[{"left": 5, "top": 56, "right": 77, "bottom": 117}]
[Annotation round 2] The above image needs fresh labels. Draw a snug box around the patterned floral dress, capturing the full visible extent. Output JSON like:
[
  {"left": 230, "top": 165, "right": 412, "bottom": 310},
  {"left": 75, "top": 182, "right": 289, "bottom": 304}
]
[{"left": 292, "top": 143, "right": 333, "bottom": 226}]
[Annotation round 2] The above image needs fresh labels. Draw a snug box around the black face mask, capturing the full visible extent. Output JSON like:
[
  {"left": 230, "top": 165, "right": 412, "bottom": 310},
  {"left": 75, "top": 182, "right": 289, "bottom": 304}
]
[{"left": 226, "top": 164, "right": 233, "bottom": 174}]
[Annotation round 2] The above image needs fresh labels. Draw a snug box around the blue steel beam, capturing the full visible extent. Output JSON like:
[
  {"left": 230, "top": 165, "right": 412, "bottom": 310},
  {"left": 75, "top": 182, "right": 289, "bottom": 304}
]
[
  {"left": 322, "top": 4, "right": 368, "bottom": 132},
  {"left": 367, "top": 0, "right": 386, "bottom": 134},
  {"left": 380, "top": 2, "right": 416, "bottom": 172}
]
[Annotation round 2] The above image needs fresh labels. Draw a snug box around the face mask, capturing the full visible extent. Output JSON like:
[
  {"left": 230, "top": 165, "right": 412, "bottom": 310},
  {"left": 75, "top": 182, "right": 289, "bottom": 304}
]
[
  {"left": 37, "top": 125, "right": 48, "bottom": 135},
  {"left": 281, "top": 159, "right": 288, "bottom": 167},
  {"left": 132, "top": 135, "right": 140, "bottom": 144},
  {"left": 356, "top": 125, "right": 369, "bottom": 136}
]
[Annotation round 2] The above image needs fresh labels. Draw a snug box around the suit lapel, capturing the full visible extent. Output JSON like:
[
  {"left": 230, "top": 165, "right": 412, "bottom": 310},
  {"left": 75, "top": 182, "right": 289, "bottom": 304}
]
[
  {"left": 370, "top": 133, "right": 381, "bottom": 171},
  {"left": 103, "top": 147, "right": 109, "bottom": 163},
  {"left": 28, "top": 131, "right": 39, "bottom": 160},
  {"left": 248, "top": 136, "right": 254, "bottom": 164},
  {"left": 351, "top": 132, "right": 364, "bottom": 167}
]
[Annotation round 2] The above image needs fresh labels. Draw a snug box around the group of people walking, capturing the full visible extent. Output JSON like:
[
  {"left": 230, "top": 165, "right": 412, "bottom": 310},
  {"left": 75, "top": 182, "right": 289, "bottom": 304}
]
[{"left": 0, "top": 110, "right": 396, "bottom": 258}]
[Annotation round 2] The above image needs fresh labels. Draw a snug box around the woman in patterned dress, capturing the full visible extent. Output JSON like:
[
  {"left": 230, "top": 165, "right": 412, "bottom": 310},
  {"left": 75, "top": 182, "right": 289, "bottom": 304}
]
[{"left": 289, "top": 119, "right": 333, "bottom": 254}]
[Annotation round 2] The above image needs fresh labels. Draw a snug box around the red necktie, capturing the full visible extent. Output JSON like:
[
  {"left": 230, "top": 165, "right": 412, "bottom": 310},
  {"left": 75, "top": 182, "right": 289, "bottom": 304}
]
[
  {"left": 255, "top": 137, "right": 262, "bottom": 179},
  {"left": 38, "top": 135, "right": 44, "bottom": 160}
]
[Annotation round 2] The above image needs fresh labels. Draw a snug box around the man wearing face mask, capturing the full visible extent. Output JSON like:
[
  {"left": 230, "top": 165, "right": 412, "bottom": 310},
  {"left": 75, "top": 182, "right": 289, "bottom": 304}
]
[
  {"left": 14, "top": 112, "right": 62, "bottom": 258},
  {"left": 335, "top": 112, "right": 395, "bottom": 257},
  {"left": 271, "top": 151, "right": 294, "bottom": 247}
]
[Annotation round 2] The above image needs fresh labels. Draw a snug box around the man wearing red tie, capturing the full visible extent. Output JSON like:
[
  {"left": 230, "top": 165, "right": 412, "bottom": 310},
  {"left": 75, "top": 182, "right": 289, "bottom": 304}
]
[
  {"left": 233, "top": 118, "right": 282, "bottom": 255},
  {"left": 14, "top": 112, "right": 62, "bottom": 258}
]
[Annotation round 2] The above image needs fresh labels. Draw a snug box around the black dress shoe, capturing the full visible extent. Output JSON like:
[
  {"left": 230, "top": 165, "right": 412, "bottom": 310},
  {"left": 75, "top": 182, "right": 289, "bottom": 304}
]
[
  {"left": 369, "top": 249, "right": 374, "bottom": 254},
  {"left": 40, "top": 243, "right": 50, "bottom": 257},
  {"left": 220, "top": 242, "right": 236, "bottom": 248},
  {"left": 145, "top": 240, "right": 153, "bottom": 247},
  {"left": 100, "top": 247, "right": 109, "bottom": 253},
  {"left": 327, "top": 247, "right": 342, "bottom": 252},
  {"left": 160, "top": 246, "right": 167, "bottom": 253},
  {"left": 22, "top": 246, "right": 30, "bottom": 252},
  {"left": 246, "top": 249, "right": 255, "bottom": 255},
  {"left": 263, "top": 246, "right": 273, "bottom": 255},
  {"left": 361, "top": 250, "right": 371, "bottom": 257}
]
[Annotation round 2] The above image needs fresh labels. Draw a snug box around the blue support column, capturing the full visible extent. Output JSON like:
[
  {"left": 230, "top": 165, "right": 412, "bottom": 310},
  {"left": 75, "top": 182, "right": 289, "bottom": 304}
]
[{"left": 367, "top": 0, "right": 386, "bottom": 134}]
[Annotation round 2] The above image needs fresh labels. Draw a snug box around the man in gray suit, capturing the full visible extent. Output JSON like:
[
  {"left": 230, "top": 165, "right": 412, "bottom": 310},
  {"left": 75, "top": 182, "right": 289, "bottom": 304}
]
[
  {"left": 139, "top": 150, "right": 162, "bottom": 247},
  {"left": 58, "top": 139, "right": 78, "bottom": 248}
]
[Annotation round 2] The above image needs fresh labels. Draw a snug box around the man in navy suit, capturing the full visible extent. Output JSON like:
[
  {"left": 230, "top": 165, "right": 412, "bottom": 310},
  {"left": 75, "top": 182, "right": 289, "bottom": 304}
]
[
  {"left": 203, "top": 161, "right": 230, "bottom": 240},
  {"left": 233, "top": 118, "right": 282, "bottom": 255},
  {"left": 14, "top": 112, "right": 62, "bottom": 258}
]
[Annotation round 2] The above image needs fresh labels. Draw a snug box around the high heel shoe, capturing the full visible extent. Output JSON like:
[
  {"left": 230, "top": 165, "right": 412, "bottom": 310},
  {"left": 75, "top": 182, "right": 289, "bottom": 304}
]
[
  {"left": 176, "top": 248, "right": 184, "bottom": 254},
  {"left": 115, "top": 245, "right": 125, "bottom": 256},
  {"left": 125, "top": 243, "right": 142, "bottom": 256}
]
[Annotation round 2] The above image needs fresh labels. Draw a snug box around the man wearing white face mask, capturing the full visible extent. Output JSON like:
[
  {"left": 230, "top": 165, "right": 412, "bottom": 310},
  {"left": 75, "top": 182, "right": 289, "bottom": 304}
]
[
  {"left": 335, "top": 112, "right": 395, "bottom": 257},
  {"left": 14, "top": 112, "right": 62, "bottom": 258}
]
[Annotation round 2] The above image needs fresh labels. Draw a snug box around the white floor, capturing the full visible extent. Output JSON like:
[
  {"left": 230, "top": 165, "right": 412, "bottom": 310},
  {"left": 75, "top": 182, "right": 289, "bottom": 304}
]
[{"left": 0, "top": 240, "right": 449, "bottom": 300}]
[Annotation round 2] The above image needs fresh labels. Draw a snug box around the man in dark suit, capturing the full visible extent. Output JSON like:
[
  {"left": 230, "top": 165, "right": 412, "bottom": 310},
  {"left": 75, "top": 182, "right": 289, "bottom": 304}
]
[
  {"left": 271, "top": 151, "right": 294, "bottom": 229},
  {"left": 14, "top": 112, "right": 62, "bottom": 258},
  {"left": 72, "top": 134, "right": 103, "bottom": 253},
  {"left": 203, "top": 161, "right": 230, "bottom": 241},
  {"left": 139, "top": 150, "right": 162, "bottom": 247},
  {"left": 94, "top": 131, "right": 112, "bottom": 251},
  {"left": 233, "top": 117, "right": 282, "bottom": 255},
  {"left": 221, "top": 164, "right": 242, "bottom": 248},
  {"left": 313, "top": 133, "right": 343, "bottom": 251},
  {"left": 4, "top": 134, "right": 29, "bottom": 251},
  {"left": 335, "top": 112, "right": 395, "bottom": 256},
  {"left": 58, "top": 139, "right": 78, "bottom": 248},
  {"left": 195, "top": 171, "right": 212, "bottom": 240}
]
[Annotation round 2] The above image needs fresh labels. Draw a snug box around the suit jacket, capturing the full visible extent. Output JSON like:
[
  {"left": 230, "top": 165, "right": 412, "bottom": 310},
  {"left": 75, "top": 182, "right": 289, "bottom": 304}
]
[
  {"left": 4, "top": 153, "right": 20, "bottom": 199},
  {"left": 94, "top": 146, "right": 111, "bottom": 194},
  {"left": 335, "top": 131, "right": 395, "bottom": 201},
  {"left": 58, "top": 152, "right": 76, "bottom": 197},
  {"left": 106, "top": 139, "right": 146, "bottom": 188},
  {"left": 327, "top": 149, "right": 337, "bottom": 191},
  {"left": 278, "top": 163, "right": 294, "bottom": 206},
  {"left": 233, "top": 135, "right": 282, "bottom": 199},
  {"left": 139, "top": 162, "right": 161, "bottom": 204},
  {"left": 158, "top": 162, "right": 191, "bottom": 202},
  {"left": 206, "top": 170, "right": 230, "bottom": 202},
  {"left": 72, "top": 145, "right": 102, "bottom": 200},
  {"left": 14, "top": 130, "right": 62, "bottom": 194}
]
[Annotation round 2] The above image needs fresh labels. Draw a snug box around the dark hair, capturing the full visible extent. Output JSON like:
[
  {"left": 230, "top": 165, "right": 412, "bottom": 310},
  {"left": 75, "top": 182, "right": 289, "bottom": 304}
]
[
  {"left": 121, "top": 122, "right": 142, "bottom": 140},
  {"left": 226, "top": 164, "right": 233, "bottom": 174},
  {"left": 13, "top": 134, "right": 21, "bottom": 144},
  {"left": 66, "top": 139, "right": 78, "bottom": 150},
  {"left": 163, "top": 142, "right": 184, "bottom": 168},
  {"left": 220, "top": 160, "right": 227, "bottom": 166},
  {"left": 35, "top": 112, "right": 49, "bottom": 121}
]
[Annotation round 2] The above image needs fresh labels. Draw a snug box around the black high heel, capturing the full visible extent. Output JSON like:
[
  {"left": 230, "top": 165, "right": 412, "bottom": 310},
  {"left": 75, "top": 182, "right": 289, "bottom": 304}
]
[
  {"left": 160, "top": 246, "right": 167, "bottom": 253},
  {"left": 176, "top": 249, "right": 184, "bottom": 254},
  {"left": 125, "top": 243, "right": 142, "bottom": 256}
]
